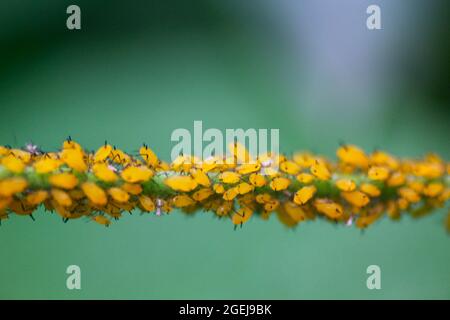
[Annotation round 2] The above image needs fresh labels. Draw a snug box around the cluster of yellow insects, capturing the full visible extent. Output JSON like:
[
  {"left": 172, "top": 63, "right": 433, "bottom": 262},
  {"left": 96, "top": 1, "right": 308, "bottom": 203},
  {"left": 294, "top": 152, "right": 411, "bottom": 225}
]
[{"left": 0, "top": 139, "right": 449, "bottom": 231}]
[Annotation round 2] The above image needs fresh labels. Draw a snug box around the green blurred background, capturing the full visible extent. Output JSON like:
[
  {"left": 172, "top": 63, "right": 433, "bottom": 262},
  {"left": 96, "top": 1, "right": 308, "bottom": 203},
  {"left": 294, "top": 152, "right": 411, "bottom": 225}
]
[{"left": 0, "top": 0, "right": 449, "bottom": 299}]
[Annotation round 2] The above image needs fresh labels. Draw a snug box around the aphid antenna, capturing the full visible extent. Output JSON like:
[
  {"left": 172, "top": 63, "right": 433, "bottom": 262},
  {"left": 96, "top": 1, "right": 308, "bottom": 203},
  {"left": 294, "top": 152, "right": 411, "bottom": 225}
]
[
  {"left": 232, "top": 208, "right": 244, "bottom": 217},
  {"left": 338, "top": 140, "right": 347, "bottom": 148}
]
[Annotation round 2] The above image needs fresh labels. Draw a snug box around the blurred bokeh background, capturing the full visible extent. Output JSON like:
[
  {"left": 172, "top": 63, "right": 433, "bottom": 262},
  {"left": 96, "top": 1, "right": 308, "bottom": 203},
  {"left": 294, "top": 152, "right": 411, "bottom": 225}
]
[{"left": 0, "top": 0, "right": 448, "bottom": 299}]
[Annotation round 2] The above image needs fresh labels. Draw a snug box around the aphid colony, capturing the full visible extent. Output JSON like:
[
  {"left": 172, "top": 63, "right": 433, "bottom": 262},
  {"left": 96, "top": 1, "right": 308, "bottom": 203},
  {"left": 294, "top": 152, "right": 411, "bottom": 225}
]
[{"left": 0, "top": 140, "right": 449, "bottom": 231}]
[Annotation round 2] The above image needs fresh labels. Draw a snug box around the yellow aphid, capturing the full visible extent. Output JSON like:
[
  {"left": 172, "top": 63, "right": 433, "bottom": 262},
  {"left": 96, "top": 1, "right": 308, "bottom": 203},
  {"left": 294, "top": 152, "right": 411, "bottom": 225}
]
[
  {"left": 121, "top": 166, "right": 153, "bottom": 183},
  {"left": 192, "top": 188, "right": 214, "bottom": 202},
  {"left": 0, "top": 197, "right": 12, "bottom": 210},
  {"left": 232, "top": 206, "right": 253, "bottom": 225},
  {"left": 69, "top": 189, "right": 85, "bottom": 200},
  {"left": 270, "top": 177, "right": 290, "bottom": 191},
  {"left": 360, "top": 183, "right": 381, "bottom": 197},
  {"left": 51, "top": 189, "right": 72, "bottom": 207},
  {"left": 335, "top": 178, "right": 356, "bottom": 192},
  {"left": 139, "top": 145, "right": 158, "bottom": 167},
  {"left": 10, "top": 149, "right": 32, "bottom": 163},
  {"left": 238, "top": 193, "right": 254, "bottom": 206},
  {"left": 92, "top": 215, "right": 111, "bottom": 227},
  {"left": 213, "top": 183, "right": 225, "bottom": 194},
  {"left": 370, "top": 150, "right": 399, "bottom": 169},
  {"left": 259, "top": 210, "right": 271, "bottom": 220},
  {"left": 0, "top": 146, "right": 9, "bottom": 156},
  {"left": 139, "top": 195, "right": 155, "bottom": 212},
  {"left": 276, "top": 210, "right": 297, "bottom": 227},
  {"left": 1, "top": 155, "right": 25, "bottom": 173},
  {"left": 33, "top": 158, "right": 62, "bottom": 174},
  {"left": 223, "top": 156, "right": 238, "bottom": 168},
  {"left": 368, "top": 166, "right": 389, "bottom": 181},
  {"left": 262, "top": 167, "right": 280, "bottom": 177},
  {"left": 164, "top": 175, "right": 198, "bottom": 192},
  {"left": 310, "top": 160, "right": 331, "bottom": 180},
  {"left": 423, "top": 183, "right": 444, "bottom": 198},
  {"left": 61, "top": 148, "right": 87, "bottom": 172},
  {"left": 336, "top": 144, "right": 369, "bottom": 168},
  {"left": 62, "top": 139, "right": 82, "bottom": 151},
  {"left": 220, "top": 171, "right": 241, "bottom": 184},
  {"left": 264, "top": 199, "right": 279, "bottom": 212},
  {"left": 121, "top": 183, "right": 142, "bottom": 195},
  {"left": 157, "top": 161, "right": 170, "bottom": 171},
  {"left": 249, "top": 173, "right": 266, "bottom": 187},
  {"left": 237, "top": 182, "right": 254, "bottom": 195},
  {"left": 108, "top": 187, "right": 130, "bottom": 203},
  {"left": 408, "top": 181, "right": 424, "bottom": 193},
  {"left": 44, "top": 152, "right": 60, "bottom": 160},
  {"left": 236, "top": 163, "right": 261, "bottom": 175},
  {"left": 172, "top": 194, "right": 195, "bottom": 207},
  {"left": 94, "top": 144, "right": 112, "bottom": 162},
  {"left": 190, "top": 169, "right": 211, "bottom": 187},
  {"left": 183, "top": 156, "right": 197, "bottom": 172},
  {"left": 256, "top": 193, "right": 271, "bottom": 204},
  {"left": 201, "top": 157, "right": 218, "bottom": 173},
  {"left": 274, "top": 154, "right": 287, "bottom": 166},
  {"left": 25, "top": 190, "right": 48, "bottom": 206},
  {"left": 397, "top": 198, "right": 409, "bottom": 210},
  {"left": 93, "top": 163, "right": 118, "bottom": 183},
  {"left": 355, "top": 208, "right": 383, "bottom": 229},
  {"left": 69, "top": 205, "right": 91, "bottom": 219},
  {"left": 294, "top": 185, "right": 317, "bottom": 205},
  {"left": 341, "top": 191, "right": 370, "bottom": 207},
  {"left": 283, "top": 201, "right": 307, "bottom": 222},
  {"left": 81, "top": 182, "right": 107, "bottom": 206},
  {"left": 387, "top": 172, "right": 405, "bottom": 187},
  {"left": 171, "top": 155, "right": 190, "bottom": 171},
  {"left": 280, "top": 161, "right": 300, "bottom": 175},
  {"left": 49, "top": 173, "right": 78, "bottom": 189},
  {"left": 8, "top": 199, "right": 34, "bottom": 215},
  {"left": 296, "top": 173, "right": 314, "bottom": 184},
  {"left": 229, "top": 142, "right": 253, "bottom": 164},
  {"left": 398, "top": 187, "right": 420, "bottom": 203},
  {"left": 110, "top": 148, "right": 130, "bottom": 165},
  {"left": 223, "top": 187, "right": 239, "bottom": 201},
  {"left": 0, "top": 177, "right": 28, "bottom": 197},
  {"left": 387, "top": 200, "right": 400, "bottom": 220},
  {"left": 17, "top": 201, "right": 40, "bottom": 215},
  {"left": 216, "top": 201, "right": 232, "bottom": 216},
  {"left": 314, "top": 199, "right": 344, "bottom": 219},
  {"left": 438, "top": 188, "right": 450, "bottom": 202},
  {"left": 414, "top": 162, "right": 444, "bottom": 179},
  {"left": 292, "top": 152, "right": 314, "bottom": 167},
  {"left": 0, "top": 211, "right": 8, "bottom": 222}
]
